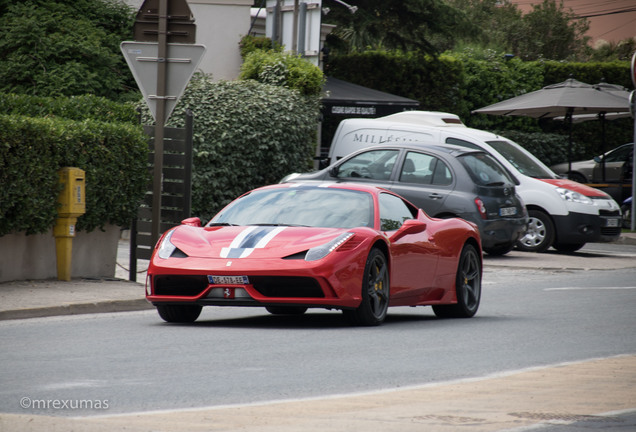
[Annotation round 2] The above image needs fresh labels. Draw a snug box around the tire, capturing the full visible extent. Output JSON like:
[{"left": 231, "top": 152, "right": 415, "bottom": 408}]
[
  {"left": 433, "top": 243, "right": 482, "bottom": 318},
  {"left": 516, "top": 210, "right": 555, "bottom": 253},
  {"left": 265, "top": 306, "right": 308, "bottom": 315},
  {"left": 552, "top": 242, "right": 585, "bottom": 253},
  {"left": 156, "top": 304, "right": 202, "bottom": 323},
  {"left": 343, "top": 248, "right": 390, "bottom": 326}
]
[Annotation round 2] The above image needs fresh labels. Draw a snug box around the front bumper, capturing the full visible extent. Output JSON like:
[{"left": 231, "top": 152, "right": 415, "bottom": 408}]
[
  {"left": 145, "top": 254, "right": 367, "bottom": 310},
  {"left": 553, "top": 210, "right": 622, "bottom": 244}
]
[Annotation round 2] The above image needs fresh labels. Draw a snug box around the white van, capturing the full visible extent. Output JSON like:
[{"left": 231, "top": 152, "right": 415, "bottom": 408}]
[{"left": 327, "top": 111, "right": 622, "bottom": 252}]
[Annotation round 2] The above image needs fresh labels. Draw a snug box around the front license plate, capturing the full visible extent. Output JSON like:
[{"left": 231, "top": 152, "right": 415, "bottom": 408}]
[
  {"left": 499, "top": 207, "right": 518, "bottom": 217},
  {"left": 208, "top": 275, "right": 249, "bottom": 285},
  {"left": 605, "top": 218, "right": 619, "bottom": 228}
]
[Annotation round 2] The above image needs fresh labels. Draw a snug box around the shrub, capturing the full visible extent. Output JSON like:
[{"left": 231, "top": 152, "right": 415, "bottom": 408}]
[
  {"left": 139, "top": 74, "right": 320, "bottom": 221},
  {"left": 0, "top": 108, "right": 148, "bottom": 236},
  {"left": 239, "top": 50, "right": 325, "bottom": 96}
]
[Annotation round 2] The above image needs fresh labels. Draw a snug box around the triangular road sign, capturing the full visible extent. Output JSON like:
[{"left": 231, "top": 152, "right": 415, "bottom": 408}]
[{"left": 121, "top": 41, "right": 206, "bottom": 123}]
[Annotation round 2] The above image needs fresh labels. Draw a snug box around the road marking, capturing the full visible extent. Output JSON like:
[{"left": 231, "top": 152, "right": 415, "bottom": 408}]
[{"left": 544, "top": 286, "right": 636, "bottom": 291}]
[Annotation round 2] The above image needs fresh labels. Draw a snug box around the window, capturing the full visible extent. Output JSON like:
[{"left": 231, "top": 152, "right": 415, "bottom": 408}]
[
  {"left": 399, "top": 151, "right": 452, "bottom": 185},
  {"left": 445, "top": 137, "right": 482, "bottom": 150},
  {"left": 399, "top": 152, "right": 435, "bottom": 184},
  {"left": 486, "top": 140, "right": 553, "bottom": 179},
  {"left": 379, "top": 193, "right": 415, "bottom": 231},
  {"left": 210, "top": 187, "right": 374, "bottom": 229},
  {"left": 459, "top": 153, "right": 514, "bottom": 186},
  {"left": 337, "top": 149, "right": 399, "bottom": 180}
]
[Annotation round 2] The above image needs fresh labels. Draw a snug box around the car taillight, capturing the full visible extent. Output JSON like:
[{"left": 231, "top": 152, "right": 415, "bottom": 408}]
[{"left": 474, "top": 198, "right": 487, "bottom": 219}]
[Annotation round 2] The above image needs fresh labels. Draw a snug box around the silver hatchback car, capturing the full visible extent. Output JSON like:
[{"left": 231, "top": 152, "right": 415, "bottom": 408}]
[{"left": 283, "top": 145, "right": 528, "bottom": 255}]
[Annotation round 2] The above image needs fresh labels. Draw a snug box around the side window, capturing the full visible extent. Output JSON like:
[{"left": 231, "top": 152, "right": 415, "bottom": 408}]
[
  {"left": 399, "top": 152, "right": 434, "bottom": 184},
  {"left": 337, "top": 149, "right": 399, "bottom": 180},
  {"left": 445, "top": 137, "right": 482, "bottom": 150},
  {"left": 379, "top": 193, "right": 415, "bottom": 231},
  {"left": 605, "top": 145, "right": 632, "bottom": 163},
  {"left": 430, "top": 158, "right": 453, "bottom": 185}
]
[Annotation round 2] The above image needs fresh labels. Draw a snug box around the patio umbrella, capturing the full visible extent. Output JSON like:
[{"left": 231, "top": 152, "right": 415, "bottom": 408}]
[
  {"left": 473, "top": 78, "right": 631, "bottom": 173},
  {"left": 552, "top": 82, "right": 633, "bottom": 181}
]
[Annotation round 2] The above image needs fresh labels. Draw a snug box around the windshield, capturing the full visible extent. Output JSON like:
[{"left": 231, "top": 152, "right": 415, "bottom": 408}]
[
  {"left": 209, "top": 187, "right": 374, "bottom": 229},
  {"left": 487, "top": 140, "right": 556, "bottom": 179},
  {"left": 458, "top": 153, "right": 515, "bottom": 186}
]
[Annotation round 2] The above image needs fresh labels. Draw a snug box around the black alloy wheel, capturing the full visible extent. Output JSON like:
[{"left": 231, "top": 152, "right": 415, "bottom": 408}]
[
  {"left": 344, "top": 248, "right": 390, "bottom": 326},
  {"left": 433, "top": 243, "right": 481, "bottom": 318}
]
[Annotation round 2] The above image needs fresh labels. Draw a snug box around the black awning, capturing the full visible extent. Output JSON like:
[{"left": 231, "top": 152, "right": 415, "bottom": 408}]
[{"left": 322, "top": 77, "right": 419, "bottom": 116}]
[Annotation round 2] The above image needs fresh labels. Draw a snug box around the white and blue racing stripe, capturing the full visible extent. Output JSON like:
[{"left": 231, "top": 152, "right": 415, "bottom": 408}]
[{"left": 220, "top": 226, "right": 286, "bottom": 258}]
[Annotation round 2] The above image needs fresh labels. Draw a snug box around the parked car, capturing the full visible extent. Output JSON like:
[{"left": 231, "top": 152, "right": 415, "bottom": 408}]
[
  {"left": 551, "top": 143, "right": 634, "bottom": 184},
  {"left": 282, "top": 145, "right": 528, "bottom": 256},
  {"left": 323, "top": 111, "right": 622, "bottom": 253},
  {"left": 146, "top": 183, "right": 483, "bottom": 326}
]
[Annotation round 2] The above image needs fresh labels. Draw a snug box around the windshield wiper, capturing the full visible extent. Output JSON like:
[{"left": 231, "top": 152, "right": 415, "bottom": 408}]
[{"left": 207, "top": 222, "right": 237, "bottom": 226}]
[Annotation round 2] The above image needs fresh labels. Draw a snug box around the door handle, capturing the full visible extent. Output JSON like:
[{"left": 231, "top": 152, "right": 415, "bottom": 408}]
[{"left": 429, "top": 193, "right": 443, "bottom": 200}]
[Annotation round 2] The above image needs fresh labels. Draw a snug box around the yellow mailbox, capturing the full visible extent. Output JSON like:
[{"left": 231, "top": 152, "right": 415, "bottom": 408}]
[
  {"left": 56, "top": 167, "right": 86, "bottom": 217},
  {"left": 54, "top": 167, "right": 86, "bottom": 281}
]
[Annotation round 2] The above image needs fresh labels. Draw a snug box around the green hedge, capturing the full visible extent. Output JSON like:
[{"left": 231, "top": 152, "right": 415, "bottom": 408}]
[
  {"left": 0, "top": 102, "right": 149, "bottom": 236},
  {"left": 0, "top": 93, "right": 139, "bottom": 123},
  {"left": 140, "top": 74, "right": 321, "bottom": 221},
  {"left": 326, "top": 50, "right": 467, "bottom": 115},
  {"left": 326, "top": 51, "right": 634, "bottom": 162}
]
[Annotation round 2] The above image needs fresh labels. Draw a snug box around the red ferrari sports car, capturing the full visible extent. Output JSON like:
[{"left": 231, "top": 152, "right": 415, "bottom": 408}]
[{"left": 146, "top": 183, "right": 482, "bottom": 326}]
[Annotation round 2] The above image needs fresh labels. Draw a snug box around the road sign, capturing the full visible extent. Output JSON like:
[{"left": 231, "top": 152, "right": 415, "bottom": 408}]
[
  {"left": 120, "top": 41, "right": 205, "bottom": 123},
  {"left": 134, "top": 0, "right": 196, "bottom": 44}
]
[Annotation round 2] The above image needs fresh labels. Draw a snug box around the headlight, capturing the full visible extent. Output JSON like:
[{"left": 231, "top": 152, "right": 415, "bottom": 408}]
[
  {"left": 157, "top": 230, "right": 179, "bottom": 259},
  {"left": 305, "top": 232, "right": 354, "bottom": 261},
  {"left": 556, "top": 187, "right": 593, "bottom": 205}
]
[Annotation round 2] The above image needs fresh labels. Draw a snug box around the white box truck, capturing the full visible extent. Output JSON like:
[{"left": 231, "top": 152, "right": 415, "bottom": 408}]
[{"left": 325, "top": 111, "right": 622, "bottom": 252}]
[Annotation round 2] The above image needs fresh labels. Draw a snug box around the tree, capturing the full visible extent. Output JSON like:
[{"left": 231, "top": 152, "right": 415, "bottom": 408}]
[
  {"left": 445, "top": 0, "right": 522, "bottom": 53},
  {"left": 0, "top": 0, "right": 137, "bottom": 100},
  {"left": 516, "top": 0, "right": 590, "bottom": 61},
  {"left": 447, "top": 0, "right": 590, "bottom": 61},
  {"left": 322, "top": 0, "right": 470, "bottom": 55}
]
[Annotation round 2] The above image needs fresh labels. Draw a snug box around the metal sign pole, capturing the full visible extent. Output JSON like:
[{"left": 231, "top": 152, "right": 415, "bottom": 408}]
[
  {"left": 631, "top": 52, "right": 636, "bottom": 231},
  {"left": 631, "top": 90, "right": 635, "bottom": 231},
  {"left": 151, "top": 0, "right": 169, "bottom": 246}
]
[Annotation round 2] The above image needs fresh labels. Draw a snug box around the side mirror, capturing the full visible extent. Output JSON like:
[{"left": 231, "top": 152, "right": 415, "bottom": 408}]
[
  {"left": 328, "top": 166, "right": 339, "bottom": 177},
  {"left": 593, "top": 156, "right": 602, "bottom": 163},
  {"left": 181, "top": 217, "right": 202, "bottom": 227},
  {"left": 389, "top": 219, "right": 427, "bottom": 242}
]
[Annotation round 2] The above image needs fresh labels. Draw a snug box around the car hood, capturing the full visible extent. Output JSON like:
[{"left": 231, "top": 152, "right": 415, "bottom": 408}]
[
  {"left": 166, "top": 225, "right": 353, "bottom": 259},
  {"left": 539, "top": 178, "right": 610, "bottom": 198}
]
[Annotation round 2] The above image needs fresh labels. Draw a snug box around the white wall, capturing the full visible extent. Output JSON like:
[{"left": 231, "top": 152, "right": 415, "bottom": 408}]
[
  {"left": 264, "top": 0, "right": 325, "bottom": 66},
  {"left": 0, "top": 226, "right": 120, "bottom": 282}
]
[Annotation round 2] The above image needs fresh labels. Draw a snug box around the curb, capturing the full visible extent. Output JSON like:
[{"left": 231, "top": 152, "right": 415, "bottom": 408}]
[{"left": 0, "top": 299, "right": 153, "bottom": 321}]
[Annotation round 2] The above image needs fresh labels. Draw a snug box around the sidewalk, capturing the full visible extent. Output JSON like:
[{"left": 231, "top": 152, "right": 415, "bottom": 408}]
[{"left": 0, "top": 233, "right": 635, "bottom": 321}]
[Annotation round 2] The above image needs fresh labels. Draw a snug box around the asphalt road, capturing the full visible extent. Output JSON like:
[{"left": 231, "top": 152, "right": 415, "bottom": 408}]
[{"left": 1, "top": 241, "right": 635, "bottom": 431}]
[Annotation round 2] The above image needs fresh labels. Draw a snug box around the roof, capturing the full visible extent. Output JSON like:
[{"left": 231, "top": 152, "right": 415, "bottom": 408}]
[{"left": 322, "top": 77, "right": 420, "bottom": 107}]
